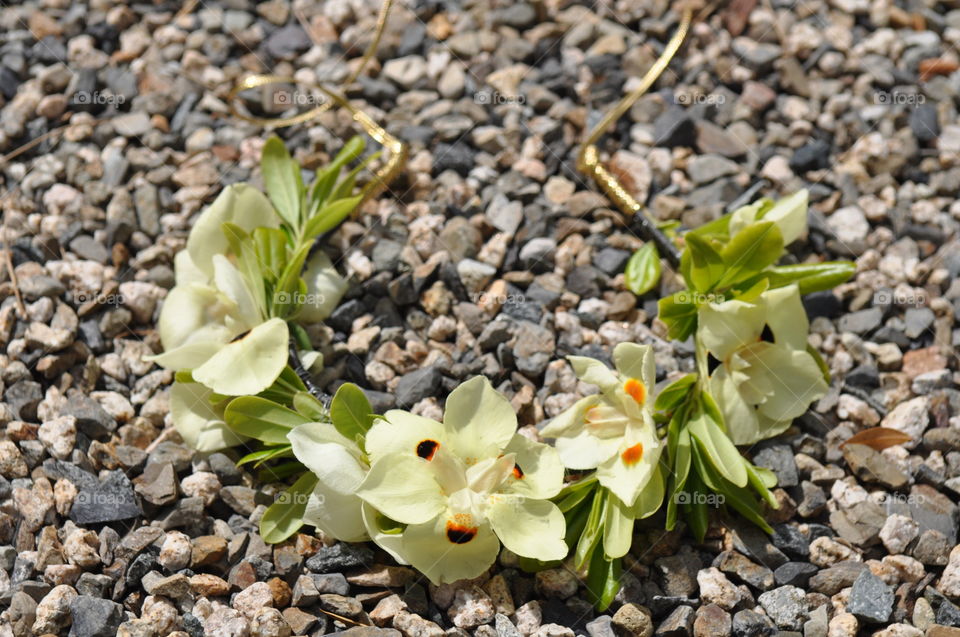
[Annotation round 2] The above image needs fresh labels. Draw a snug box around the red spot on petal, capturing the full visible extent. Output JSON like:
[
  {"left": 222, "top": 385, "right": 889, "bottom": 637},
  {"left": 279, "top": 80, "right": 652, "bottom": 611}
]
[
  {"left": 416, "top": 439, "right": 439, "bottom": 460},
  {"left": 621, "top": 443, "right": 644, "bottom": 466},
  {"left": 623, "top": 378, "right": 646, "bottom": 405},
  {"left": 512, "top": 464, "right": 524, "bottom": 479}
]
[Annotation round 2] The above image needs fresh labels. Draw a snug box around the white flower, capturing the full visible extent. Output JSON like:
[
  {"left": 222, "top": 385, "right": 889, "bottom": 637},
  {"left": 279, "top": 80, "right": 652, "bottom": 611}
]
[
  {"left": 169, "top": 378, "right": 248, "bottom": 452},
  {"left": 699, "top": 284, "right": 828, "bottom": 445},
  {"left": 356, "top": 376, "right": 567, "bottom": 584},
  {"left": 150, "top": 185, "right": 289, "bottom": 396},
  {"left": 288, "top": 421, "right": 369, "bottom": 542},
  {"left": 540, "top": 343, "right": 662, "bottom": 510},
  {"left": 728, "top": 190, "right": 808, "bottom": 246},
  {"left": 150, "top": 184, "right": 348, "bottom": 397}
]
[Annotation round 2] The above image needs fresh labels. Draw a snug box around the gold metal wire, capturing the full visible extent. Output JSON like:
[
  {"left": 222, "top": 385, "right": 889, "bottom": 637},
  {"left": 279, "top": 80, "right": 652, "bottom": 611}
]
[
  {"left": 226, "top": 0, "right": 407, "bottom": 203},
  {"left": 576, "top": 7, "right": 696, "bottom": 265}
]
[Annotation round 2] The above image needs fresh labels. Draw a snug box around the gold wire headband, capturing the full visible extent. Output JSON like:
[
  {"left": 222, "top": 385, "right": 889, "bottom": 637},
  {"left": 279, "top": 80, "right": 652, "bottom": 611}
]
[{"left": 577, "top": 6, "right": 705, "bottom": 266}]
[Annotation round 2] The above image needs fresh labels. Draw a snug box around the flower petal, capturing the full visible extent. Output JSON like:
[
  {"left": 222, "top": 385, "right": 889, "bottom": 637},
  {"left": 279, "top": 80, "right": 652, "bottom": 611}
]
[
  {"left": 749, "top": 345, "right": 827, "bottom": 422},
  {"left": 554, "top": 429, "right": 620, "bottom": 470},
  {"left": 761, "top": 285, "right": 808, "bottom": 350},
  {"left": 364, "top": 411, "right": 448, "bottom": 461},
  {"left": 486, "top": 496, "right": 567, "bottom": 562},
  {"left": 400, "top": 516, "right": 500, "bottom": 585},
  {"left": 602, "top": 492, "right": 634, "bottom": 559},
  {"left": 761, "top": 189, "right": 807, "bottom": 245},
  {"left": 174, "top": 250, "right": 209, "bottom": 286},
  {"left": 595, "top": 430, "right": 663, "bottom": 507},
  {"left": 628, "top": 460, "right": 665, "bottom": 520},
  {"left": 356, "top": 453, "right": 446, "bottom": 525},
  {"left": 362, "top": 502, "right": 408, "bottom": 564},
  {"left": 698, "top": 297, "right": 766, "bottom": 361},
  {"left": 147, "top": 334, "right": 229, "bottom": 371},
  {"left": 613, "top": 343, "right": 654, "bottom": 391},
  {"left": 298, "top": 251, "right": 348, "bottom": 322},
  {"left": 191, "top": 318, "right": 289, "bottom": 395},
  {"left": 169, "top": 380, "right": 246, "bottom": 452},
  {"left": 569, "top": 356, "right": 620, "bottom": 393},
  {"left": 287, "top": 421, "right": 364, "bottom": 494},
  {"left": 501, "top": 434, "right": 564, "bottom": 499},
  {"left": 212, "top": 254, "right": 261, "bottom": 329},
  {"left": 187, "top": 183, "right": 278, "bottom": 278},
  {"left": 539, "top": 395, "right": 598, "bottom": 439},
  {"left": 444, "top": 376, "right": 516, "bottom": 456},
  {"left": 157, "top": 284, "right": 223, "bottom": 351},
  {"left": 303, "top": 479, "right": 368, "bottom": 542},
  {"left": 709, "top": 367, "right": 763, "bottom": 445}
]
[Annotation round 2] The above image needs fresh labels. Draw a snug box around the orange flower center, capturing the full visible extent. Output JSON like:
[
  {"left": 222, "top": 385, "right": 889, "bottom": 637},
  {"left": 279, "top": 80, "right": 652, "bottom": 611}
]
[
  {"left": 621, "top": 443, "right": 644, "bottom": 465},
  {"left": 623, "top": 378, "right": 646, "bottom": 404}
]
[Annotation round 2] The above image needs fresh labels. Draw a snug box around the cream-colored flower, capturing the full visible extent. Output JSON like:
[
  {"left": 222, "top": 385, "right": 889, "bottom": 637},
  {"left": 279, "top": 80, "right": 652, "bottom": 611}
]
[
  {"left": 150, "top": 184, "right": 347, "bottom": 397},
  {"left": 541, "top": 343, "right": 662, "bottom": 509},
  {"left": 728, "top": 190, "right": 808, "bottom": 245},
  {"left": 356, "top": 376, "right": 567, "bottom": 584},
  {"left": 699, "top": 284, "right": 827, "bottom": 445},
  {"left": 288, "top": 421, "right": 369, "bottom": 542}
]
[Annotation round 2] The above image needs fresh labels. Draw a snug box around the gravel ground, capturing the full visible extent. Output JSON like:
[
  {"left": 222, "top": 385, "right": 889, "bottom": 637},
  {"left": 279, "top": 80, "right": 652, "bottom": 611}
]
[{"left": 2, "top": 0, "right": 960, "bottom": 636}]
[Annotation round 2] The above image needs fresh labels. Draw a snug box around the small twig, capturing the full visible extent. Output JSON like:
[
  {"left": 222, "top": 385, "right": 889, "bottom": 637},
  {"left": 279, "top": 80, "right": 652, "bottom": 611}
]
[
  {"left": 1, "top": 228, "right": 26, "bottom": 318},
  {"left": 315, "top": 607, "right": 370, "bottom": 627}
]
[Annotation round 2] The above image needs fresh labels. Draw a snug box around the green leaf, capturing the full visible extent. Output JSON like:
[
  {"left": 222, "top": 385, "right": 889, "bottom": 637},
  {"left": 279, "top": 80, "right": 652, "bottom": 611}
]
[
  {"left": 657, "top": 291, "right": 698, "bottom": 341},
  {"left": 563, "top": 498, "right": 591, "bottom": 549},
  {"left": 585, "top": 547, "right": 621, "bottom": 612},
  {"left": 683, "top": 234, "right": 725, "bottom": 292},
  {"left": 517, "top": 556, "right": 563, "bottom": 573},
  {"left": 624, "top": 243, "right": 661, "bottom": 296},
  {"left": 807, "top": 344, "right": 831, "bottom": 384},
  {"left": 738, "top": 261, "right": 856, "bottom": 296},
  {"left": 688, "top": 410, "right": 748, "bottom": 487},
  {"left": 262, "top": 136, "right": 302, "bottom": 227},
  {"left": 258, "top": 460, "right": 306, "bottom": 482},
  {"left": 330, "top": 151, "right": 380, "bottom": 202},
  {"left": 655, "top": 374, "right": 697, "bottom": 412},
  {"left": 225, "top": 396, "right": 311, "bottom": 444},
  {"left": 271, "top": 242, "right": 312, "bottom": 318},
  {"left": 293, "top": 391, "right": 327, "bottom": 421},
  {"left": 686, "top": 210, "right": 733, "bottom": 240},
  {"left": 683, "top": 472, "right": 710, "bottom": 542},
  {"left": 310, "top": 136, "right": 366, "bottom": 210},
  {"left": 717, "top": 221, "right": 784, "bottom": 289},
  {"left": 238, "top": 446, "right": 292, "bottom": 466},
  {"left": 666, "top": 420, "right": 692, "bottom": 532},
  {"left": 330, "top": 382, "right": 374, "bottom": 442},
  {"left": 260, "top": 472, "right": 318, "bottom": 543},
  {"left": 221, "top": 222, "right": 268, "bottom": 319},
  {"left": 745, "top": 462, "right": 779, "bottom": 508},
  {"left": 304, "top": 195, "right": 363, "bottom": 239},
  {"left": 557, "top": 483, "right": 596, "bottom": 513},
  {"left": 253, "top": 227, "right": 289, "bottom": 283},
  {"left": 575, "top": 488, "right": 605, "bottom": 570}
]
